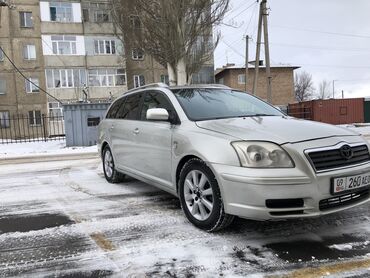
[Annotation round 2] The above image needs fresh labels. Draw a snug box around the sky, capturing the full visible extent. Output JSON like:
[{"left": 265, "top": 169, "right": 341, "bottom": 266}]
[{"left": 214, "top": 0, "right": 370, "bottom": 99}]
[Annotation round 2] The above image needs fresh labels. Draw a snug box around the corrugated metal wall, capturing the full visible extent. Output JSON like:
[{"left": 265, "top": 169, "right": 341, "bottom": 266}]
[{"left": 288, "top": 98, "right": 364, "bottom": 125}]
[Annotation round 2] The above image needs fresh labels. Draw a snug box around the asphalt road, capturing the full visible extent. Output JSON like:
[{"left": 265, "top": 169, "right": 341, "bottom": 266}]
[{"left": 0, "top": 157, "right": 370, "bottom": 277}]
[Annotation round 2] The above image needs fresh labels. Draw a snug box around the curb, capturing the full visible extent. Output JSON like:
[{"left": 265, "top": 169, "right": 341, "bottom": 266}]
[{"left": 0, "top": 152, "right": 99, "bottom": 165}]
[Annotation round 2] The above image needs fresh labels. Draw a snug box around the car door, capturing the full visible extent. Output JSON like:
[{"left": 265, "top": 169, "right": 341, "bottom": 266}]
[
  {"left": 111, "top": 92, "right": 143, "bottom": 171},
  {"left": 133, "top": 90, "right": 177, "bottom": 186}
]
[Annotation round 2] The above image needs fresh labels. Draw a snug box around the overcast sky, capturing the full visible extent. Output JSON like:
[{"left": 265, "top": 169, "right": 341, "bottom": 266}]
[{"left": 215, "top": 0, "right": 370, "bottom": 98}]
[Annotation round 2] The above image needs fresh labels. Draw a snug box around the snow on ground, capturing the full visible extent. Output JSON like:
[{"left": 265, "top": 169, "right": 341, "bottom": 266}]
[
  {"left": 339, "top": 123, "right": 370, "bottom": 136},
  {"left": 0, "top": 158, "right": 370, "bottom": 277},
  {"left": 0, "top": 139, "right": 97, "bottom": 158}
]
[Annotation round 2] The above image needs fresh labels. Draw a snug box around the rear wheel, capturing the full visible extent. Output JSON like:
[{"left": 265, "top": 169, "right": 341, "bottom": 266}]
[
  {"left": 179, "top": 158, "right": 234, "bottom": 232},
  {"left": 102, "top": 145, "right": 125, "bottom": 183}
]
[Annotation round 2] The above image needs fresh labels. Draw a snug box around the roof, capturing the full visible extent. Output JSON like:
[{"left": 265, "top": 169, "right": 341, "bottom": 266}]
[
  {"left": 215, "top": 63, "right": 301, "bottom": 76},
  {"left": 123, "top": 83, "right": 232, "bottom": 95}
]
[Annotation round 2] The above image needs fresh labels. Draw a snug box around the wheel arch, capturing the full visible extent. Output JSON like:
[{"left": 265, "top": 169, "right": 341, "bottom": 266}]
[
  {"left": 175, "top": 155, "right": 203, "bottom": 193},
  {"left": 101, "top": 141, "right": 109, "bottom": 157}
]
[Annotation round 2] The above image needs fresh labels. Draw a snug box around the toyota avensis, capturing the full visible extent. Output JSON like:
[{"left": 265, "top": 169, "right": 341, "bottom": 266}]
[{"left": 98, "top": 83, "right": 370, "bottom": 231}]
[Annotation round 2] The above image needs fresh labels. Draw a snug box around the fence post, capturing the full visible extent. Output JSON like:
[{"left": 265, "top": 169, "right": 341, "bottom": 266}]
[{"left": 42, "top": 114, "right": 47, "bottom": 142}]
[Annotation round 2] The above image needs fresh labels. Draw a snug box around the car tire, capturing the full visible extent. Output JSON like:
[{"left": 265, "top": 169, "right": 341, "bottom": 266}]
[
  {"left": 179, "top": 158, "right": 234, "bottom": 232},
  {"left": 102, "top": 145, "right": 125, "bottom": 183}
]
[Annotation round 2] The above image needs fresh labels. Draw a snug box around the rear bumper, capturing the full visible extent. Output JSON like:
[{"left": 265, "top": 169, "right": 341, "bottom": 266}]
[{"left": 211, "top": 162, "right": 370, "bottom": 220}]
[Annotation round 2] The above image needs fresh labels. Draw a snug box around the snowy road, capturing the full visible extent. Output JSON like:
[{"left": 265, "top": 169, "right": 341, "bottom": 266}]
[{"left": 1, "top": 157, "right": 370, "bottom": 277}]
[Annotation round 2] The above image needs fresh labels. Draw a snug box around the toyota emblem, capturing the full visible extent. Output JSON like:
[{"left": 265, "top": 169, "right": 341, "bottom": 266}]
[{"left": 339, "top": 145, "right": 353, "bottom": 160}]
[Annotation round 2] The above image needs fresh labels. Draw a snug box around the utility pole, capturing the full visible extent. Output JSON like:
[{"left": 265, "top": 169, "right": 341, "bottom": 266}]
[
  {"left": 342, "top": 90, "right": 344, "bottom": 99},
  {"left": 252, "top": 1, "right": 263, "bottom": 96},
  {"left": 262, "top": 0, "right": 272, "bottom": 103},
  {"left": 245, "top": 35, "right": 250, "bottom": 92},
  {"left": 332, "top": 80, "right": 337, "bottom": 99},
  {"left": 252, "top": 0, "right": 272, "bottom": 103}
]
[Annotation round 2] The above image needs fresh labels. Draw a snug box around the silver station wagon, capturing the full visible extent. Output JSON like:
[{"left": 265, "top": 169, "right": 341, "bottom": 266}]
[{"left": 98, "top": 83, "right": 370, "bottom": 231}]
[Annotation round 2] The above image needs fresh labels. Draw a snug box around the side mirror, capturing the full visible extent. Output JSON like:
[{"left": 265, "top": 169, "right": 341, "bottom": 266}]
[{"left": 146, "top": 108, "right": 169, "bottom": 121}]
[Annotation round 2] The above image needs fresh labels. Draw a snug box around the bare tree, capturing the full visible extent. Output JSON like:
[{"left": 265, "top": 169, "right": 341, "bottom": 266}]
[
  {"left": 111, "top": 0, "right": 229, "bottom": 85},
  {"left": 317, "top": 79, "right": 331, "bottom": 99},
  {"left": 294, "top": 71, "right": 315, "bottom": 102}
]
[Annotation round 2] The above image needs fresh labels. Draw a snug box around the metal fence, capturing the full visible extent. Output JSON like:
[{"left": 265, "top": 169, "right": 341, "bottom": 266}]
[{"left": 0, "top": 114, "right": 65, "bottom": 144}]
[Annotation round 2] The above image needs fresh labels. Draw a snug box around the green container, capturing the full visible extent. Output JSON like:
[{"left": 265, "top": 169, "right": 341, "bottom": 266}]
[{"left": 364, "top": 100, "right": 370, "bottom": 123}]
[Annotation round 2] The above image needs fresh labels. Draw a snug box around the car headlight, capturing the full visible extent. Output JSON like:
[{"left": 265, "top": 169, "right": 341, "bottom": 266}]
[{"left": 231, "top": 141, "right": 294, "bottom": 168}]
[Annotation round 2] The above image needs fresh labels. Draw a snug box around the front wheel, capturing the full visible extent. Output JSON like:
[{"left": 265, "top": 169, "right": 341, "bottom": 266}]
[
  {"left": 102, "top": 145, "right": 125, "bottom": 183},
  {"left": 179, "top": 158, "right": 234, "bottom": 232}
]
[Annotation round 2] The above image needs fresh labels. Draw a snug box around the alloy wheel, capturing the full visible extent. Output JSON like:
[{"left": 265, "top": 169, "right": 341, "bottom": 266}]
[{"left": 184, "top": 170, "right": 214, "bottom": 221}]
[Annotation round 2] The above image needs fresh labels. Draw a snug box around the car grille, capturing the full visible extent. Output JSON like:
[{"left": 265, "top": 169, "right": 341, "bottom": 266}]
[
  {"left": 308, "top": 144, "right": 370, "bottom": 172},
  {"left": 319, "top": 189, "right": 370, "bottom": 211}
]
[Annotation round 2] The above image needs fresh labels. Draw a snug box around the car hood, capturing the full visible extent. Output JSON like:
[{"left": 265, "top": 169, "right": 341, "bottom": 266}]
[{"left": 195, "top": 116, "right": 359, "bottom": 144}]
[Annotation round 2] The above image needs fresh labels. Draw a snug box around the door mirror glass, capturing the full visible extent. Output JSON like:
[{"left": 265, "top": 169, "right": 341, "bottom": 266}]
[{"left": 146, "top": 108, "right": 169, "bottom": 121}]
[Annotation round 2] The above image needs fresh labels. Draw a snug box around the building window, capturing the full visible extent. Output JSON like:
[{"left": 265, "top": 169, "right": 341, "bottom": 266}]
[
  {"left": 134, "top": 75, "right": 145, "bottom": 88},
  {"left": 29, "top": 110, "right": 42, "bottom": 126},
  {"left": 20, "top": 12, "right": 33, "bottom": 28},
  {"left": 48, "top": 102, "right": 63, "bottom": 118},
  {"left": 238, "top": 74, "right": 246, "bottom": 84},
  {"left": 23, "top": 45, "right": 36, "bottom": 60},
  {"left": 82, "top": 3, "right": 112, "bottom": 23},
  {"left": 132, "top": 48, "right": 144, "bottom": 60},
  {"left": 94, "top": 10, "right": 110, "bottom": 23},
  {"left": 25, "top": 78, "right": 40, "bottom": 93},
  {"left": 50, "top": 2, "right": 73, "bottom": 22},
  {"left": 88, "top": 69, "right": 126, "bottom": 87},
  {"left": 51, "top": 35, "right": 77, "bottom": 55},
  {"left": 94, "top": 40, "right": 116, "bottom": 55},
  {"left": 0, "top": 48, "right": 4, "bottom": 62},
  {"left": 46, "top": 69, "right": 87, "bottom": 89},
  {"left": 0, "top": 79, "right": 6, "bottom": 95},
  {"left": 130, "top": 15, "right": 141, "bottom": 28},
  {"left": 0, "top": 111, "right": 10, "bottom": 128},
  {"left": 160, "top": 75, "right": 169, "bottom": 85}
]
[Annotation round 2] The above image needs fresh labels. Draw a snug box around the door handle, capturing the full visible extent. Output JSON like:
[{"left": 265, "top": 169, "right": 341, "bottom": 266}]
[
  {"left": 109, "top": 125, "right": 114, "bottom": 130},
  {"left": 133, "top": 128, "right": 140, "bottom": 135}
]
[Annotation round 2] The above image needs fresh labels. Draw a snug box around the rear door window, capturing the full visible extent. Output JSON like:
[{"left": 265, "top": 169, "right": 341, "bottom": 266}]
[
  {"left": 116, "top": 93, "right": 142, "bottom": 120},
  {"left": 106, "top": 98, "right": 125, "bottom": 119}
]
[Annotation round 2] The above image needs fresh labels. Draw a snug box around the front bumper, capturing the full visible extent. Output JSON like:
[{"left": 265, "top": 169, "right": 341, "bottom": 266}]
[{"left": 211, "top": 137, "right": 370, "bottom": 220}]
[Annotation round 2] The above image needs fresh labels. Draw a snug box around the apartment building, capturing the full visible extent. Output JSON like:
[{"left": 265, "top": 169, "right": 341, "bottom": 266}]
[
  {"left": 0, "top": 0, "right": 48, "bottom": 128},
  {"left": 0, "top": 0, "right": 216, "bottom": 134},
  {"left": 39, "top": 0, "right": 126, "bottom": 118},
  {"left": 0, "top": 0, "right": 127, "bottom": 135}
]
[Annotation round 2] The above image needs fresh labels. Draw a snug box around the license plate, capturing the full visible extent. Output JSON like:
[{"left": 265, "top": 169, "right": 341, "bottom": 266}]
[{"left": 332, "top": 173, "right": 370, "bottom": 194}]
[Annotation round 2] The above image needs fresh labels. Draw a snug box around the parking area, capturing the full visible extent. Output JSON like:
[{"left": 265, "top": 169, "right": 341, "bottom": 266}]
[{"left": 0, "top": 157, "right": 370, "bottom": 277}]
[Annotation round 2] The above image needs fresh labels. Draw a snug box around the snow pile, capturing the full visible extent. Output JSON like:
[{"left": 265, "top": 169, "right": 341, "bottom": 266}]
[{"left": 0, "top": 140, "right": 97, "bottom": 158}]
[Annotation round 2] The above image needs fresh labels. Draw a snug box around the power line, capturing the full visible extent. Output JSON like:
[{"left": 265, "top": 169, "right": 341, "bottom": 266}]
[
  {"left": 270, "top": 42, "right": 370, "bottom": 53},
  {"left": 0, "top": 46, "right": 63, "bottom": 104},
  {"left": 292, "top": 63, "right": 370, "bottom": 69},
  {"left": 270, "top": 24, "right": 370, "bottom": 39},
  {"left": 220, "top": 37, "right": 245, "bottom": 58},
  {"left": 224, "top": 0, "right": 257, "bottom": 20},
  {"left": 223, "top": 0, "right": 258, "bottom": 28},
  {"left": 244, "top": 3, "right": 258, "bottom": 35}
]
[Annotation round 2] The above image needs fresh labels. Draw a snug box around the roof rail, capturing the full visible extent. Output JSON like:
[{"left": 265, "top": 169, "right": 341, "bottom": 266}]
[{"left": 124, "top": 82, "right": 169, "bottom": 94}]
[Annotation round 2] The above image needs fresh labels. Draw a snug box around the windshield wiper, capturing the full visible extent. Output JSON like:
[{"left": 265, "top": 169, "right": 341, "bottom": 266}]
[{"left": 238, "top": 114, "right": 276, "bottom": 117}]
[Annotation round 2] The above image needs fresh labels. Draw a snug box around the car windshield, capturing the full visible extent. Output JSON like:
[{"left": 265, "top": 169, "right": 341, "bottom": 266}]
[{"left": 172, "top": 88, "right": 284, "bottom": 121}]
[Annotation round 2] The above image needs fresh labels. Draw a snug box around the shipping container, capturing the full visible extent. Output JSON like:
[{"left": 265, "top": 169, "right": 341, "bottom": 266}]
[{"left": 288, "top": 98, "right": 364, "bottom": 125}]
